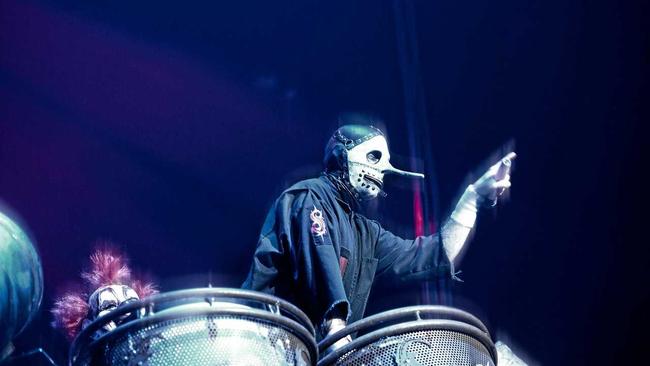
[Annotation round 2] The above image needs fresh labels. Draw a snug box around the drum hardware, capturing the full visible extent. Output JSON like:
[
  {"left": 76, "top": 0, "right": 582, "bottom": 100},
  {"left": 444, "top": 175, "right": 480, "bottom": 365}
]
[
  {"left": 318, "top": 306, "right": 497, "bottom": 366},
  {"left": 69, "top": 288, "right": 317, "bottom": 366}
]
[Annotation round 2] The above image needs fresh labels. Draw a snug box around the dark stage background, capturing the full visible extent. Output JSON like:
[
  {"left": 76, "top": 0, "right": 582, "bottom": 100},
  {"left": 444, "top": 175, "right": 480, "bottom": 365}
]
[{"left": 1, "top": 0, "right": 647, "bottom": 364}]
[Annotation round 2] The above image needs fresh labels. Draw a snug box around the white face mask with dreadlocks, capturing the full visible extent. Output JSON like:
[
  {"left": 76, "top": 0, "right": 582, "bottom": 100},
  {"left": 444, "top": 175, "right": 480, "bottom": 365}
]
[
  {"left": 88, "top": 284, "right": 140, "bottom": 330},
  {"left": 346, "top": 135, "right": 424, "bottom": 200}
]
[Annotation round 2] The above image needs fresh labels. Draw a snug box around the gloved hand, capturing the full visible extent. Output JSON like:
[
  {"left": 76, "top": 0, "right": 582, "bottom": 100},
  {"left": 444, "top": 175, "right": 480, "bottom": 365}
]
[
  {"left": 471, "top": 152, "right": 516, "bottom": 204},
  {"left": 444, "top": 152, "right": 517, "bottom": 262},
  {"left": 451, "top": 152, "right": 516, "bottom": 228},
  {"left": 322, "top": 318, "right": 352, "bottom": 355}
]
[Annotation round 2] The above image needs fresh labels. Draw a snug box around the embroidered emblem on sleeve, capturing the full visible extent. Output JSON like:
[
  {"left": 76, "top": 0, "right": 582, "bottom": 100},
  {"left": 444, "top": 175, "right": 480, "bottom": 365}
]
[{"left": 310, "top": 207, "right": 327, "bottom": 237}]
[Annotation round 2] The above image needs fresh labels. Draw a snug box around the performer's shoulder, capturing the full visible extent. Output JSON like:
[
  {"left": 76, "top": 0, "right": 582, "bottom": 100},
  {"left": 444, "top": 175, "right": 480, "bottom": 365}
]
[
  {"left": 282, "top": 177, "right": 328, "bottom": 195},
  {"left": 274, "top": 177, "right": 331, "bottom": 209}
]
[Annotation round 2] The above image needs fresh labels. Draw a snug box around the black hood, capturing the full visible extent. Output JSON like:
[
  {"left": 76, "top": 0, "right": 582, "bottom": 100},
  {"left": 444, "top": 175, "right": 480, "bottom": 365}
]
[{"left": 323, "top": 124, "right": 384, "bottom": 173}]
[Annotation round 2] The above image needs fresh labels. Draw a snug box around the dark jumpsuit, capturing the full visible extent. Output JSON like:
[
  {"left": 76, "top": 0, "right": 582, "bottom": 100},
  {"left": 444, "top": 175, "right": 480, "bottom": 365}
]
[{"left": 242, "top": 175, "right": 453, "bottom": 332}]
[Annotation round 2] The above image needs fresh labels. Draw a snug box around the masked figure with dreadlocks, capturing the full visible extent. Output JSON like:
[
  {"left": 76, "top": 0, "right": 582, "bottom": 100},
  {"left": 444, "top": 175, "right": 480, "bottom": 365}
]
[
  {"left": 52, "top": 246, "right": 157, "bottom": 341},
  {"left": 242, "top": 124, "right": 515, "bottom": 346}
]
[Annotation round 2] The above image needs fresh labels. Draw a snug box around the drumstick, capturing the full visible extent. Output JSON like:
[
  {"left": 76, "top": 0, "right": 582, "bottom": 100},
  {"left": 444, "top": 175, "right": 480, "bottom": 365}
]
[
  {"left": 495, "top": 152, "right": 516, "bottom": 180},
  {"left": 491, "top": 152, "right": 516, "bottom": 205}
]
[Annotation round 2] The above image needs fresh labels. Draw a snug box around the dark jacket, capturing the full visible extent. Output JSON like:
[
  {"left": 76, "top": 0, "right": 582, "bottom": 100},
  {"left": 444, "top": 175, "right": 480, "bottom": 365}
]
[{"left": 242, "top": 175, "right": 452, "bottom": 332}]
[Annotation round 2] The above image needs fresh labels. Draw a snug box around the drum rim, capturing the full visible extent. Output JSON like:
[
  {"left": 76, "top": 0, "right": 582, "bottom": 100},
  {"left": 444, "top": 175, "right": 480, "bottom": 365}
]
[
  {"left": 318, "top": 305, "right": 489, "bottom": 352},
  {"left": 317, "top": 319, "right": 498, "bottom": 366},
  {"left": 69, "top": 288, "right": 316, "bottom": 365}
]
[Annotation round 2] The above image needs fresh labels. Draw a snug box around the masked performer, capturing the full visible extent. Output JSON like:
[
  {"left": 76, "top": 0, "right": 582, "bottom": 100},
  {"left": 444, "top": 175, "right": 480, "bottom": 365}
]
[
  {"left": 242, "top": 124, "right": 514, "bottom": 342},
  {"left": 52, "top": 247, "right": 157, "bottom": 341}
]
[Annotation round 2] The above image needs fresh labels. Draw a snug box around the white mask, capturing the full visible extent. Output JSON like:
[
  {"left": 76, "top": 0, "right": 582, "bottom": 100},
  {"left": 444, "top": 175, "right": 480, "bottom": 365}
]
[
  {"left": 346, "top": 136, "right": 425, "bottom": 200},
  {"left": 88, "top": 284, "right": 140, "bottom": 331}
]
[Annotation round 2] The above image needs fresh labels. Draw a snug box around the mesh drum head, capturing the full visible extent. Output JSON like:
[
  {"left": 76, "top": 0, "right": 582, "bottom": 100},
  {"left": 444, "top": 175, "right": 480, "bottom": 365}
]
[
  {"left": 70, "top": 288, "right": 316, "bottom": 366},
  {"left": 333, "top": 328, "right": 494, "bottom": 366},
  {"left": 105, "top": 314, "right": 311, "bottom": 366},
  {"left": 318, "top": 306, "right": 497, "bottom": 366}
]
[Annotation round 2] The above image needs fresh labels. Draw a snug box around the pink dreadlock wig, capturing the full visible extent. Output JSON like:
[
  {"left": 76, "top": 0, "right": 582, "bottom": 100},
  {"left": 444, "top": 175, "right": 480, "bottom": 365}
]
[{"left": 51, "top": 246, "right": 157, "bottom": 341}]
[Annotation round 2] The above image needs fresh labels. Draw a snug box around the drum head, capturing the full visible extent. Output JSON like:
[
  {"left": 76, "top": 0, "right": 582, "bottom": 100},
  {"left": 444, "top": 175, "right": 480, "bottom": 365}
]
[
  {"left": 105, "top": 312, "right": 312, "bottom": 366},
  {"left": 318, "top": 306, "right": 497, "bottom": 366},
  {"left": 70, "top": 288, "right": 316, "bottom": 366}
]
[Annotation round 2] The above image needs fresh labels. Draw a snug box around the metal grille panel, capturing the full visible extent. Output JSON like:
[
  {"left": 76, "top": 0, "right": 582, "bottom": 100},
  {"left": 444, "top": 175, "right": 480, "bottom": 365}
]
[
  {"left": 334, "top": 330, "right": 494, "bottom": 366},
  {"left": 104, "top": 315, "right": 312, "bottom": 366}
]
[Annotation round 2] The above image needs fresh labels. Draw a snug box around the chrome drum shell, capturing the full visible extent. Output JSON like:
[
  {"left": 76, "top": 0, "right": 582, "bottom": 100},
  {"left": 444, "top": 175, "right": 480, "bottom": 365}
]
[
  {"left": 69, "top": 288, "right": 317, "bottom": 366},
  {"left": 318, "top": 306, "right": 497, "bottom": 366}
]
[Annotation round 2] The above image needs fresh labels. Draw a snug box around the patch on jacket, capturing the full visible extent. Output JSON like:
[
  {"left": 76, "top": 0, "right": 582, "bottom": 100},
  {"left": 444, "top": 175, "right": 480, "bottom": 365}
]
[{"left": 310, "top": 207, "right": 327, "bottom": 237}]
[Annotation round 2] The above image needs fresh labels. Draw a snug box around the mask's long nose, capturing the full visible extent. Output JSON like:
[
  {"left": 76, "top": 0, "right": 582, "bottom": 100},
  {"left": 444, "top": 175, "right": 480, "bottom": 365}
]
[{"left": 384, "top": 164, "right": 425, "bottom": 179}]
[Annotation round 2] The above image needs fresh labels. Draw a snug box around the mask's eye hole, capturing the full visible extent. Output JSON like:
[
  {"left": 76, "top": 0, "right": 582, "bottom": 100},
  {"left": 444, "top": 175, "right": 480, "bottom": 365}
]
[
  {"left": 99, "top": 301, "right": 118, "bottom": 312},
  {"left": 366, "top": 151, "right": 382, "bottom": 164}
]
